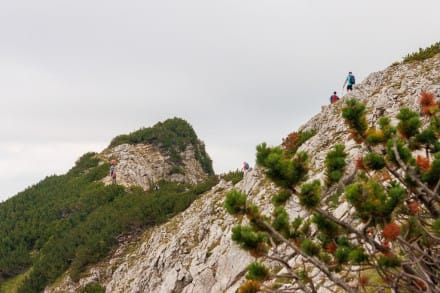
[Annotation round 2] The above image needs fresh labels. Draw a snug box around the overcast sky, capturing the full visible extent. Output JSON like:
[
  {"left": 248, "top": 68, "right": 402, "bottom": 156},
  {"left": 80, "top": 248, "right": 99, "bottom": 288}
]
[{"left": 0, "top": 0, "right": 439, "bottom": 201}]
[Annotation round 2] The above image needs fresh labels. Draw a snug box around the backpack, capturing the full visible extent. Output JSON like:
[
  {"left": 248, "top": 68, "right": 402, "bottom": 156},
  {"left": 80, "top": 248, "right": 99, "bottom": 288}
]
[
  {"left": 331, "top": 95, "right": 339, "bottom": 103},
  {"left": 349, "top": 74, "right": 355, "bottom": 84}
]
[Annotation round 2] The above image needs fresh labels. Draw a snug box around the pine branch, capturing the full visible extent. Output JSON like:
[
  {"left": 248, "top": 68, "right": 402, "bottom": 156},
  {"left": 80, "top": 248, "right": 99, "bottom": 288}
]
[{"left": 256, "top": 218, "right": 357, "bottom": 293}]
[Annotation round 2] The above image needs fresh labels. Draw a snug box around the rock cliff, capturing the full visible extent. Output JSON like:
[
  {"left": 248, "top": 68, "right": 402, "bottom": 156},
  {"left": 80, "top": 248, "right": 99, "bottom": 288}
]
[
  {"left": 46, "top": 54, "right": 440, "bottom": 292},
  {"left": 101, "top": 143, "right": 208, "bottom": 190}
]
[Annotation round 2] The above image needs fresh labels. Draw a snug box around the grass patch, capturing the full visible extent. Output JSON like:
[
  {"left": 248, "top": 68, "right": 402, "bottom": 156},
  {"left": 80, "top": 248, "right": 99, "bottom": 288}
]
[{"left": 0, "top": 269, "right": 31, "bottom": 293}]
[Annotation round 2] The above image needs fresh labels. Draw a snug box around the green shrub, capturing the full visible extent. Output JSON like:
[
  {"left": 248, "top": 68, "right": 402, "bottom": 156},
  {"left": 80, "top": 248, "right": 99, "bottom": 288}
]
[
  {"left": 403, "top": 42, "right": 440, "bottom": 63},
  {"left": 335, "top": 246, "right": 350, "bottom": 264},
  {"left": 80, "top": 283, "right": 105, "bottom": 293},
  {"left": 416, "top": 128, "right": 437, "bottom": 146},
  {"left": 386, "top": 138, "right": 413, "bottom": 164},
  {"left": 301, "top": 239, "right": 320, "bottom": 256},
  {"left": 378, "top": 116, "right": 396, "bottom": 139},
  {"left": 246, "top": 262, "right": 270, "bottom": 281},
  {"left": 342, "top": 99, "right": 368, "bottom": 141},
  {"left": 345, "top": 181, "right": 405, "bottom": 222},
  {"left": 271, "top": 190, "right": 291, "bottom": 206},
  {"left": 325, "top": 144, "right": 347, "bottom": 186},
  {"left": 378, "top": 256, "right": 401, "bottom": 268},
  {"left": 397, "top": 108, "right": 421, "bottom": 139},
  {"left": 433, "top": 219, "right": 440, "bottom": 235},
  {"left": 224, "top": 189, "right": 247, "bottom": 214},
  {"left": 312, "top": 213, "right": 339, "bottom": 238},
  {"left": 68, "top": 152, "right": 101, "bottom": 176},
  {"left": 231, "top": 225, "right": 267, "bottom": 251},
  {"left": 191, "top": 176, "right": 218, "bottom": 195},
  {"left": 272, "top": 207, "right": 290, "bottom": 236},
  {"left": 299, "top": 180, "right": 321, "bottom": 209},
  {"left": 349, "top": 248, "right": 369, "bottom": 264},
  {"left": 363, "top": 153, "right": 386, "bottom": 170},
  {"left": 256, "top": 143, "right": 308, "bottom": 189},
  {"left": 221, "top": 169, "right": 244, "bottom": 184}
]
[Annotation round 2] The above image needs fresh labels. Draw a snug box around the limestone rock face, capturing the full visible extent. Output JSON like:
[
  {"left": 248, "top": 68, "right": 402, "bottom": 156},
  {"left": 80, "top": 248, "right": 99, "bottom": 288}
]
[
  {"left": 46, "top": 169, "right": 278, "bottom": 293},
  {"left": 46, "top": 55, "right": 440, "bottom": 293},
  {"left": 101, "top": 143, "right": 208, "bottom": 189}
]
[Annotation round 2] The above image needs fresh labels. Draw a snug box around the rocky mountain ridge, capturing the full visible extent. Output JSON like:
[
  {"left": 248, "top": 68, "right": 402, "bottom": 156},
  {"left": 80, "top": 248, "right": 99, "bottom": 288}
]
[
  {"left": 101, "top": 143, "right": 208, "bottom": 190},
  {"left": 46, "top": 54, "right": 440, "bottom": 292}
]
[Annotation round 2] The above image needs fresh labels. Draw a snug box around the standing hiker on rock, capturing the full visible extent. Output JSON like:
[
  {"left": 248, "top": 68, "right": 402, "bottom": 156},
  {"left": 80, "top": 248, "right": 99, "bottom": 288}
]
[
  {"left": 343, "top": 71, "right": 355, "bottom": 92},
  {"left": 110, "top": 160, "right": 117, "bottom": 184}
]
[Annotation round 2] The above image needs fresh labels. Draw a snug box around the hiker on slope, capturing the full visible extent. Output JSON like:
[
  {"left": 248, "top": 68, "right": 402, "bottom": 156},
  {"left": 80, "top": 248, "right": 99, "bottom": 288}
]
[
  {"left": 110, "top": 160, "right": 117, "bottom": 184},
  {"left": 330, "top": 91, "right": 340, "bottom": 104},
  {"left": 343, "top": 71, "right": 356, "bottom": 92}
]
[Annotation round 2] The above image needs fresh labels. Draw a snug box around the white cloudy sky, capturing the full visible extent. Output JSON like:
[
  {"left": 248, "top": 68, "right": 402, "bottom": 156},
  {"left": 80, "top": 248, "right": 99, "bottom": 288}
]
[{"left": 0, "top": 0, "right": 439, "bottom": 201}]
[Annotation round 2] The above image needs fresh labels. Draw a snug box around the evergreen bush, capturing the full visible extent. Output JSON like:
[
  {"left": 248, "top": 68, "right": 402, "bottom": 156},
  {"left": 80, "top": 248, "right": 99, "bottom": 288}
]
[
  {"left": 245, "top": 262, "right": 270, "bottom": 281},
  {"left": 363, "top": 153, "right": 386, "bottom": 170},
  {"left": 403, "top": 42, "right": 440, "bottom": 63},
  {"left": 325, "top": 144, "right": 347, "bottom": 186},
  {"left": 224, "top": 189, "right": 247, "bottom": 214}
]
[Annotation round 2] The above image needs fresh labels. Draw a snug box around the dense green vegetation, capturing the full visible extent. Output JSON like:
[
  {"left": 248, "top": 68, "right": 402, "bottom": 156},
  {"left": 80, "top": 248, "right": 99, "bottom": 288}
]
[
  {"left": 220, "top": 169, "right": 244, "bottom": 184},
  {"left": 109, "top": 117, "right": 214, "bottom": 175},
  {"left": 227, "top": 91, "right": 440, "bottom": 292},
  {"left": 403, "top": 41, "right": 440, "bottom": 63},
  {"left": 0, "top": 151, "right": 217, "bottom": 292}
]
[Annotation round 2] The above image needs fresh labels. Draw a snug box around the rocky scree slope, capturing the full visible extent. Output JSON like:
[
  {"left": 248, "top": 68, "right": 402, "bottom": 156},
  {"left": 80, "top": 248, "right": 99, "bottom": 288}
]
[{"left": 47, "top": 55, "right": 440, "bottom": 292}]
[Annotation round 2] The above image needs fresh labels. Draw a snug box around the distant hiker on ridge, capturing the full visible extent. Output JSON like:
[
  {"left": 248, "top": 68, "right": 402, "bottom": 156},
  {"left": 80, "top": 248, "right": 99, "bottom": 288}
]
[
  {"left": 330, "top": 91, "right": 340, "bottom": 104},
  {"left": 242, "top": 161, "right": 251, "bottom": 172},
  {"left": 110, "top": 160, "right": 117, "bottom": 184},
  {"left": 343, "top": 71, "right": 356, "bottom": 92}
]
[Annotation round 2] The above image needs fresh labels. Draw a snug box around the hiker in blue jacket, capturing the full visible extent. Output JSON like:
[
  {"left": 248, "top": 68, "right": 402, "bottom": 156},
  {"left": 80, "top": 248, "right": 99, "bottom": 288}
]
[{"left": 343, "top": 71, "right": 355, "bottom": 92}]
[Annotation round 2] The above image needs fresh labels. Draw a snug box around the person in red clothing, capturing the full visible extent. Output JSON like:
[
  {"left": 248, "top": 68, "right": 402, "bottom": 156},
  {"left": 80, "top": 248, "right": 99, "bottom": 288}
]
[{"left": 330, "top": 91, "right": 340, "bottom": 104}]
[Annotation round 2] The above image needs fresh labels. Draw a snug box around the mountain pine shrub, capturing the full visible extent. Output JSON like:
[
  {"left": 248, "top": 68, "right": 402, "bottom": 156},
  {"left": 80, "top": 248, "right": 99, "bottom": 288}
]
[
  {"left": 403, "top": 41, "right": 440, "bottom": 63},
  {"left": 224, "top": 189, "right": 247, "bottom": 214},
  {"left": 298, "top": 180, "right": 321, "bottom": 209},
  {"left": 271, "top": 189, "right": 291, "bottom": 206},
  {"left": 397, "top": 108, "right": 421, "bottom": 139},
  {"left": 221, "top": 169, "right": 244, "bottom": 184},
  {"left": 282, "top": 129, "right": 316, "bottom": 155},
  {"left": 245, "top": 262, "right": 270, "bottom": 281},
  {"left": 342, "top": 98, "right": 368, "bottom": 141},
  {"left": 325, "top": 144, "right": 347, "bottom": 186},
  {"left": 363, "top": 152, "right": 386, "bottom": 170},
  {"left": 228, "top": 97, "right": 440, "bottom": 292}
]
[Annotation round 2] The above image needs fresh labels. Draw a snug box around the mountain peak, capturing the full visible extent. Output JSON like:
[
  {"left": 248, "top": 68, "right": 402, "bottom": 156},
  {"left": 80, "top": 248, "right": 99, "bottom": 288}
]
[{"left": 100, "top": 117, "right": 214, "bottom": 189}]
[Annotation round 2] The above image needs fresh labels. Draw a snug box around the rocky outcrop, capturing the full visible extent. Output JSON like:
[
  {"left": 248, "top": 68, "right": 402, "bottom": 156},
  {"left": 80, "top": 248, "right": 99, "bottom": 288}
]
[
  {"left": 101, "top": 143, "right": 208, "bottom": 189},
  {"left": 47, "top": 55, "right": 440, "bottom": 292},
  {"left": 299, "top": 54, "right": 440, "bottom": 174},
  {"left": 46, "top": 169, "right": 279, "bottom": 293}
]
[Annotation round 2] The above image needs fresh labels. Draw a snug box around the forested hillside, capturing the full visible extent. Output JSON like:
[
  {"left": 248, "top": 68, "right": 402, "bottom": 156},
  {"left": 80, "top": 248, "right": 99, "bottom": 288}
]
[{"left": 0, "top": 118, "right": 216, "bottom": 293}]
